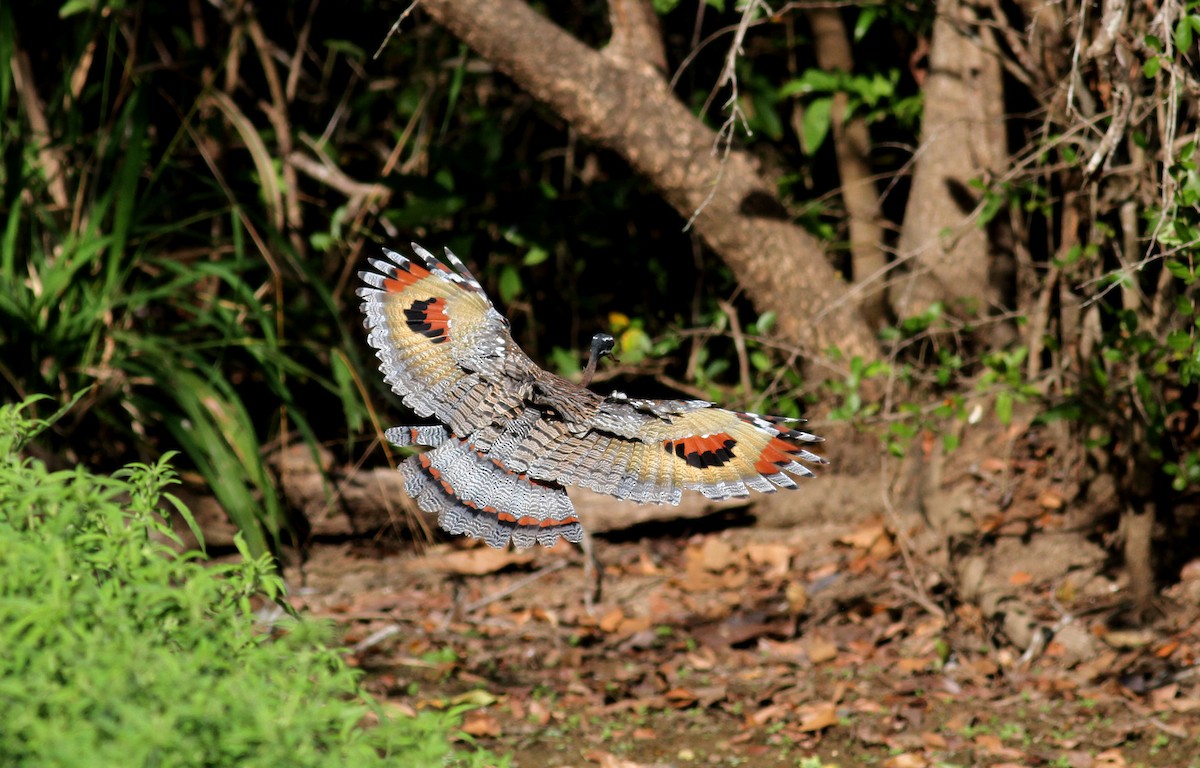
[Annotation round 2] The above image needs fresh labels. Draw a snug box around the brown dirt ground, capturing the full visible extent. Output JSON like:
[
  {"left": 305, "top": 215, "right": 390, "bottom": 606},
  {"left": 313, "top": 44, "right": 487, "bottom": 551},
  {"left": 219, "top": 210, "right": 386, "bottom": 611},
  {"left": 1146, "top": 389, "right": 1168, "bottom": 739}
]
[{"left": 282, "top": 499, "right": 1200, "bottom": 768}]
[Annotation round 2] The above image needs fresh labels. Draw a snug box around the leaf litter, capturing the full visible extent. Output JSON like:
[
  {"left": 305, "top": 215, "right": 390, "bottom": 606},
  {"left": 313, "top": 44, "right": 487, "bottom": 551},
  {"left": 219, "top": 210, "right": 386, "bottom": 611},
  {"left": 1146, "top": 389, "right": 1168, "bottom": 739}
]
[{"left": 285, "top": 495, "right": 1200, "bottom": 766}]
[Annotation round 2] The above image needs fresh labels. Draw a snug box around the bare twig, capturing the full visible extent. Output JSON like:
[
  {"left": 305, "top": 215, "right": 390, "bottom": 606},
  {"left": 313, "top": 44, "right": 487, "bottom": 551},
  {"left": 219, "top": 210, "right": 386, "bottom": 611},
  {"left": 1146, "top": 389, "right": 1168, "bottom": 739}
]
[
  {"left": 287, "top": 0, "right": 321, "bottom": 101},
  {"left": 288, "top": 150, "right": 391, "bottom": 201},
  {"left": 374, "top": 1, "right": 422, "bottom": 59},
  {"left": 463, "top": 559, "right": 571, "bottom": 613},
  {"left": 717, "top": 299, "right": 754, "bottom": 401},
  {"left": 1082, "top": 80, "right": 1131, "bottom": 179},
  {"left": 684, "top": 0, "right": 767, "bottom": 230},
  {"left": 1083, "top": 0, "right": 1126, "bottom": 61},
  {"left": 244, "top": 12, "right": 301, "bottom": 234},
  {"left": 654, "top": 373, "right": 716, "bottom": 402},
  {"left": 352, "top": 624, "right": 402, "bottom": 654}
]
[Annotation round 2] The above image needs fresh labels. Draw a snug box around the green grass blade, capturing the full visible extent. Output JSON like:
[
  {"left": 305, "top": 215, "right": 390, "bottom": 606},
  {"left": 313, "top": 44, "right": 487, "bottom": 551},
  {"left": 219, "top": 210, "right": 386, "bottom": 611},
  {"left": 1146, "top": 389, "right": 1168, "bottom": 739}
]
[
  {"left": 207, "top": 90, "right": 284, "bottom": 229},
  {"left": 106, "top": 89, "right": 148, "bottom": 289}
]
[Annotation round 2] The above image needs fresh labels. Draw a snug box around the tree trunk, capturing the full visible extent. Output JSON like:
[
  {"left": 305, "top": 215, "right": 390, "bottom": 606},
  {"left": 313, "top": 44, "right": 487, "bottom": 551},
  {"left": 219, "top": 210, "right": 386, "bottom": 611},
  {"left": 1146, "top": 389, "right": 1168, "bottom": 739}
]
[
  {"left": 805, "top": 8, "right": 888, "bottom": 329},
  {"left": 416, "top": 0, "right": 879, "bottom": 362},
  {"left": 890, "top": 0, "right": 1007, "bottom": 328}
]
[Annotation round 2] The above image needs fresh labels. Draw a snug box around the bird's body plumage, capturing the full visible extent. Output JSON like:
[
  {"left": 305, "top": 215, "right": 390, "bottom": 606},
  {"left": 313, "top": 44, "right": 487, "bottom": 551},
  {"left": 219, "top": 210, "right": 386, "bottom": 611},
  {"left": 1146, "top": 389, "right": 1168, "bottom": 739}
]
[{"left": 358, "top": 244, "right": 824, "bottom": 549}]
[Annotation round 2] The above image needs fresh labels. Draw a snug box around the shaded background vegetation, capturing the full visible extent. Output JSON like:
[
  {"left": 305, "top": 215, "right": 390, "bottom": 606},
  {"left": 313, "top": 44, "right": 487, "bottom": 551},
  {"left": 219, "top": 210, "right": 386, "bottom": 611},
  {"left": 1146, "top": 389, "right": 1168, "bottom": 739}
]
[
  {"left": 2, "top": 0, "right": 899, "bottom": 546},
  {"left": 2, "top": 0, "right": 1199, "bottom": 628}
]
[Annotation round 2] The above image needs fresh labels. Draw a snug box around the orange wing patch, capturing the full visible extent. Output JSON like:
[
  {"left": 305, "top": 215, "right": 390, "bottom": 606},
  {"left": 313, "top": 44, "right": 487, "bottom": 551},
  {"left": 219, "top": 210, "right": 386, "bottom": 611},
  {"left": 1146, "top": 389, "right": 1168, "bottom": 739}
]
[
  {"left": 663, "top": 432, "right": 738, "bottom": 468},
  {"left": 404, "top": 297, "right": 451, "bottom": 344},
  {"left": 752, "top": 436, "right": 808, "bottom": 476},
  {"left": 380, "top": 246, "right": 481, "bottom": 296},
  {"left": 382, "top": 258, "right": 433, "bottom": 293}
]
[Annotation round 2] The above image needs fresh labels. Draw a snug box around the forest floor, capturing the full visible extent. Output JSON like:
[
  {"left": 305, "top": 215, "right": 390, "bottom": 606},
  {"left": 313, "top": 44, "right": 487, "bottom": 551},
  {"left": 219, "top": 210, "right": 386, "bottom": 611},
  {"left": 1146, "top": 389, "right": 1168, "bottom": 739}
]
[{"left": 283, "top": 499, "right": 1200, "bottom": 768}]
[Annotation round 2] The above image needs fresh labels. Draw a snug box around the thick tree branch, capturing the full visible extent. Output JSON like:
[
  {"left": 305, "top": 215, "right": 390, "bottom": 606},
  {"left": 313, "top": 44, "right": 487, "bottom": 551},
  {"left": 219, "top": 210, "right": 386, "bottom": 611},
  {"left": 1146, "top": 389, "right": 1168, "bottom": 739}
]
[
  {"left": 416, "top": 0, "right": 879, "bottom": 362},
  {"left": 606, "top": 0, "right": 666, "bottom": 72}
]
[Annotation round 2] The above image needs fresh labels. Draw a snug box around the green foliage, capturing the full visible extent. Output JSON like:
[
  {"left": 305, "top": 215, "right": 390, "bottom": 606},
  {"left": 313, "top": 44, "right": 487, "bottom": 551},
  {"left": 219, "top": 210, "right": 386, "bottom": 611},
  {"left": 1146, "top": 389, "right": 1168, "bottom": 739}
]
[
  {"left": 0, "top": 0, "right": 933, "bottom": 536},
  {"left": 780, "top": 68, "right": 922, "bottom": 155},
  {"left": 1039, "top": 142, "right": 1200, "bottom": 485},
  {"left": 878, "top": 302, "right": 946, "bottom": 342},
  {"left": 977, "top": 348, "right": 1040, "bottom": 426},
  {"left": 1173, "top": 8, "right": 1200, "bottom": 52},
  {"left": 849, "top": 3, "right": 932, "bottom": 39},
  {"left": 970, "top": 25, "right": 1200, "bottom": 505},
  {"left": 1165, "top": 451, "right": 1200, "bottom": 492},
  {"left": 607, "top": 312, "right": 655, "bottom": 366},
  {"left": 826, "top": 356, "right": 887, "bottom": 422},
  {"left": 0, "top": 397, "right": 500, "bottom": 767},
  {"left": 975, "top": 178, "right": 1052, "bottom": 227},
  {"left": 0, "top": 5, "right": 377, "bottom": 554}
]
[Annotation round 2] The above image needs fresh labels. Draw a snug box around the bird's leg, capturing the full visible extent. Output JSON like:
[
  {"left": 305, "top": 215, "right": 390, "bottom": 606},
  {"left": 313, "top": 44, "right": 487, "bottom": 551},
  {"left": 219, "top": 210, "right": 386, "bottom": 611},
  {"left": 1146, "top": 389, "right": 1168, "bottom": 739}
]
[
  {"left": 578, "top": 331, "right": 615, "bottom": 608},
  {"left": 579, "top": 527, "right": 603, "bottom": 614},
  {"left": 446, "top": 574, "right": 465, "bottom": 628}
]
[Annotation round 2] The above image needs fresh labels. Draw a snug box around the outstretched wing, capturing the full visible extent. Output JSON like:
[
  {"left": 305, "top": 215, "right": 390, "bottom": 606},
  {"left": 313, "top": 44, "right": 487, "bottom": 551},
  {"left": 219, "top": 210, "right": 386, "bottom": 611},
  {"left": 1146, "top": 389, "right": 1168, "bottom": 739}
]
[
  {"left": 489, "top": 395, "right": 825, "bottom": 506},
  {"left": 361, "top": 245, "right": 581, "bottom": 549},
  {"left": 357, "top": 245, "right": 533, "bottom": 437}
]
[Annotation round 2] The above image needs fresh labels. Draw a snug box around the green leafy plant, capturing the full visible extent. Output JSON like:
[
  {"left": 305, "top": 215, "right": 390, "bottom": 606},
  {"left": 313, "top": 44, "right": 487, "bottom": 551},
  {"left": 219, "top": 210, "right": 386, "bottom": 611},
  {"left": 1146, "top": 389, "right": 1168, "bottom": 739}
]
[
  {"left": 0, "top": 396, "right": 504, "bottom": 767},
  {"left": 0, "top": 3, "right": 373, "bottom": 554},
  {"left": 781, "top": 67, "right": 922, "bottom": 155},
  {"left": 977, "top": 347, "right": 1040, "bottom": 426}
]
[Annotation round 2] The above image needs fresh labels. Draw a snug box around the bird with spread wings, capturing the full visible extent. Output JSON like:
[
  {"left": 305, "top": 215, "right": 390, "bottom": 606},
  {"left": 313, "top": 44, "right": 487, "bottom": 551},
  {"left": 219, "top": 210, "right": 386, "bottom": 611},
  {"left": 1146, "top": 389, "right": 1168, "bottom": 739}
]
[{"left": 358, "top": 244, "right": 824, "bottom": 549}]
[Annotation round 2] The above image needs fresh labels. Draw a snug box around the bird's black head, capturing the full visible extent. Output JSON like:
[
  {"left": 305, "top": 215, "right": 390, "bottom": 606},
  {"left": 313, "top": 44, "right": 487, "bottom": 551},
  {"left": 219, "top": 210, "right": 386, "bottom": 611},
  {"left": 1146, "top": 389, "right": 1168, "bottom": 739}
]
[
  {"left": 580, "top": 332, "right": 616, "bottom": 387},
  {"left": 590, "top": 332, "right": 616, "bottom": 362}
]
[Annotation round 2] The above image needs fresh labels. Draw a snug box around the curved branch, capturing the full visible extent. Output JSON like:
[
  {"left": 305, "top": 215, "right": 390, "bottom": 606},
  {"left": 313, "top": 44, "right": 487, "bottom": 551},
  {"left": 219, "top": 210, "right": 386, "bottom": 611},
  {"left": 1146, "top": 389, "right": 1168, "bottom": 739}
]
[{"left": 415, "top": 0, "right": 879, "bottom": 362}]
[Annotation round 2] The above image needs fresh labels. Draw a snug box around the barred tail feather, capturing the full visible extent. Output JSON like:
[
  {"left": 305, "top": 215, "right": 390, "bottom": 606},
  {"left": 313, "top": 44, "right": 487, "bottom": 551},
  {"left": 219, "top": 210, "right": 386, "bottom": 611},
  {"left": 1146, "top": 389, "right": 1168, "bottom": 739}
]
[
  {"left": 386, "top": 425, "right": 450, "bottom": 448},
  {"left": 400, "top": 438, "right": 582, "bottom": 550}
]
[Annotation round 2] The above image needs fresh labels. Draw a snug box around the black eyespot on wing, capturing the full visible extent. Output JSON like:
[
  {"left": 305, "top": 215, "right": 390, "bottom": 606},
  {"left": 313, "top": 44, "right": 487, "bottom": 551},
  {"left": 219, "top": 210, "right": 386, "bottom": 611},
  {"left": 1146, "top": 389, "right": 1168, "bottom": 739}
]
[{"left": 404, "top": 297, "right": 450, "bottom": 344}]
